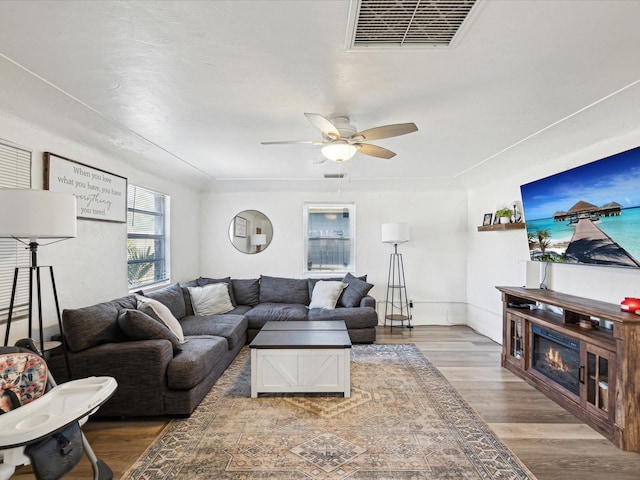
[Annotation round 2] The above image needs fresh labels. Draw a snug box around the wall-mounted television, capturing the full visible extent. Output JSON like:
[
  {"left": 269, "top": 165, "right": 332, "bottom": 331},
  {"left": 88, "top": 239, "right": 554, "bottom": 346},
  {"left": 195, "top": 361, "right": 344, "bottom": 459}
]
[{"left": 520, "top": 145, "right": 640, "bottom": 268}]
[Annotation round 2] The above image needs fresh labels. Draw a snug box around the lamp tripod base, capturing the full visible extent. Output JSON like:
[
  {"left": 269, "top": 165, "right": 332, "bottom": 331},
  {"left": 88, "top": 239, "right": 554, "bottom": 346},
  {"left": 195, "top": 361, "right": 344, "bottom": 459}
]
[
  {"left": 383, "top": 245, "right": 412, "bottom": 332},
  {"left": 3, "top": 247, "right": 72, "bottom": 379}
]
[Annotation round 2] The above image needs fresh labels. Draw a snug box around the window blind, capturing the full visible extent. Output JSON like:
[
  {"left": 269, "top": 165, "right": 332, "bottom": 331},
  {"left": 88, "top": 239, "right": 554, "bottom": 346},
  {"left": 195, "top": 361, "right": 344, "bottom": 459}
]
[
  {"left": 304, "top": 203, "right": 356, "bottom": 274},
  {"left": 0, "top": 140, "right": 32, "bottom": 323},
  {"left": 127, "top": 184, "right": 169, "bottom": 289}
]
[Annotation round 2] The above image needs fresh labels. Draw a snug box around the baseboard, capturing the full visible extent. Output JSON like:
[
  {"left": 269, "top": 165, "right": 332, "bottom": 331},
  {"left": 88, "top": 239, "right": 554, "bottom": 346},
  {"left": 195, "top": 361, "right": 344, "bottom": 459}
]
[{"left": 377, "top": 301, "right": 468, "bottom": 327}]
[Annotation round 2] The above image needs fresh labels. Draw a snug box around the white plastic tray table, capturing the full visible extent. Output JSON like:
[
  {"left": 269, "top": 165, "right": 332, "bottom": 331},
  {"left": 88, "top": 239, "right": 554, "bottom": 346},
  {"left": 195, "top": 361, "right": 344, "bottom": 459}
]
[{"left": 0, "top": 376, "right": 117, "bottom": 449}]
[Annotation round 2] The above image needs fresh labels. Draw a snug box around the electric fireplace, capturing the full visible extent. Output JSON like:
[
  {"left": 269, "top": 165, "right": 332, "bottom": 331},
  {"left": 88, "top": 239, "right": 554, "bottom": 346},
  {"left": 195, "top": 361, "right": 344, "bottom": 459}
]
[
  {"left": 498, "top": 286, "right": 640, "bottom": 452},
  {"left": 531, "top": 325, "right": 580, "bottom": 396}
]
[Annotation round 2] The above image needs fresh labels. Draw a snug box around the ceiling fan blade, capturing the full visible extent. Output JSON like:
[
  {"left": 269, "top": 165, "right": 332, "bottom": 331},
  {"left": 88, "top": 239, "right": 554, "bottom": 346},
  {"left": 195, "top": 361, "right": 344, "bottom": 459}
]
[
  {"left": 354, "top": 122, "right": 418, "bottom": 142},
  {"left": 261, "top": 140, "right": 324, "bottom": 145},
  {"left": 312, "top": 152, "right": 327, "bottom": 164},
  {"left": 357, "top": 143, "right": 396, "bottom": 159},
  {"left": 304, "top": 113, "right": 341, "bottom": 139}
]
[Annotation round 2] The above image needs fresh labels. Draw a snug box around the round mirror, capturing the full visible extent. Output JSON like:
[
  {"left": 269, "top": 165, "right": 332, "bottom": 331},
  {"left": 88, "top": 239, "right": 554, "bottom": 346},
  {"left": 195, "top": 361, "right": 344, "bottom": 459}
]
[{"left": 228, "top": 210, "right": 273, "bottom": 254}]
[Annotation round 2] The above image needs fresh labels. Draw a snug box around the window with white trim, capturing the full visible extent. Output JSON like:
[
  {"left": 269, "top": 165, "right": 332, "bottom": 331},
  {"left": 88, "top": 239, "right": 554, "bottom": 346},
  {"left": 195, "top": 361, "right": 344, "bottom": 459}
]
[
  {"left": 303, "top": 203, "right": 355, "bottom": 274},
  {"left": 127, "top": 184, "right": 170, "bottom": 289},
  {"left": 0, "top": 141, "right": 31, "bottom": 323}
]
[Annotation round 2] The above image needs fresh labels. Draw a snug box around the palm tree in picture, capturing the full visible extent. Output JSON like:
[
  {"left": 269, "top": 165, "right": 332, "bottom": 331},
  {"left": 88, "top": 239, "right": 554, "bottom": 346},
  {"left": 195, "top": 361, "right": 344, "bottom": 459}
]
[
  {"left": 536, "top": 229, "right": 552, "bottom": 260},
  {"left": 127, "top": 244, "right": 153, "bottom": 287}
]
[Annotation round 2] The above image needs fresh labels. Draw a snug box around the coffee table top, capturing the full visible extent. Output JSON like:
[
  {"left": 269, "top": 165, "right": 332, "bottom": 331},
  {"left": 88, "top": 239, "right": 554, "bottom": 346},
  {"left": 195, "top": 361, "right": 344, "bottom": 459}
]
[
  {"left": 261, "top": 320, "right": 346, "bottom": 332},
  {"left": 250, "top": 321, "right": 351, "bottom": 349}
]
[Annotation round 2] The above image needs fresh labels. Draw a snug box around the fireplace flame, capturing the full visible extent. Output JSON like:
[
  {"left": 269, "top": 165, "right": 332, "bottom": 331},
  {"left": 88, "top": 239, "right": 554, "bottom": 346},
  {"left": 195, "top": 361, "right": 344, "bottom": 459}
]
[{"left": 545, "top": 346, "right": 569, "bottom": 372}]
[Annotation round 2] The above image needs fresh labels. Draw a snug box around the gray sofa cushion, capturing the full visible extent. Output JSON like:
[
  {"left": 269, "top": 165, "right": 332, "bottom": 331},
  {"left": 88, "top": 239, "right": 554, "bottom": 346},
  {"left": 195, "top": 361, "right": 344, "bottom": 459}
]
[
  {"left": 180, "top": 285, "right": 196, "bottom": 316},
  {"left": 228, "top": 305, "right": 252, "bottom": 315},
  {"left": 307, "top": 306, "right": 379, "bottom": 329},
  {"left": 197, "top": 276, "right": 237, "bottom": 306},
  {"left": 232, "top": 278, "right": 260, "bottom": 306},
  {"left": 117, "top": 309, "right": 183, "bottom": 353},
  {"left": 144, "top": 283, "right": 186, "bottom": 319},
  {"left": 244, "top": 303, "right": 309, "bottom": 329},
  {"left": 179, "top": 314, "right": 247, "bottom": 350},
  {"left": 339, "top": 273, "right": 374, "bottom": 308},
  {"left": 260, "top": 275, "right": 309, "bottom": 305},
  {"left": 167, "top": 336, "right": 228, "bottom": 390},
  {"left": 62, "top": 296, "right": 136, "bottom": 352}
]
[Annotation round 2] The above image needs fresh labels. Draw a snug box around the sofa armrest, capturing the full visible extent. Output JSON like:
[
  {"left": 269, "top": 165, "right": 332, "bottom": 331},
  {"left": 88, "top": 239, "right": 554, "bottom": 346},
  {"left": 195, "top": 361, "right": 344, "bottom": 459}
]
[
  {"left": 49, "top": 339, "right": 175, "bottom": 417},
  {"left": 360, "top": 295, "right": 376, "bottom": 308},
  {"left": 52, "top": 339, "right": 174, "bottom": 383}
]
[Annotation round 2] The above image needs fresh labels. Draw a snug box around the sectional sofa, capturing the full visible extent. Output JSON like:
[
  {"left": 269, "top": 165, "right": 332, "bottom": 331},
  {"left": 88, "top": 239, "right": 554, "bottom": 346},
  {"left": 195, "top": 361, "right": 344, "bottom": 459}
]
[{"left": 48, "top": 274, "right": 377, "bottom": 417}]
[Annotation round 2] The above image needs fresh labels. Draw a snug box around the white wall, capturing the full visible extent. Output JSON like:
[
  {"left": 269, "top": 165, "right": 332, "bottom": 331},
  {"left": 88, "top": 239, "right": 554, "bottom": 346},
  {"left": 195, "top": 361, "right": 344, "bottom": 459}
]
[
  {"left": 464, "top": 122, "right": 640, "bottom": 343},
  {"left": 200, "top": 180, "right": 468, "bottom": 326},
  {"left": 6, "top": 86, "right": 640, "bottom": 348},
  {"left": 0, "top": 112, "right": 202, "bottom": 345}
]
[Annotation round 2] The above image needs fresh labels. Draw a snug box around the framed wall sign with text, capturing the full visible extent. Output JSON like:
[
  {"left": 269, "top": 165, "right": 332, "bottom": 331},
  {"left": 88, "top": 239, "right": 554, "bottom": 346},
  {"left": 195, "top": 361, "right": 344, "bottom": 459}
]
[
  {"left": 44, "top": 152, "right": 127, "bottom": 222},
  {"left": 234, "top": 215, "right": 247, "bottom": 237}
]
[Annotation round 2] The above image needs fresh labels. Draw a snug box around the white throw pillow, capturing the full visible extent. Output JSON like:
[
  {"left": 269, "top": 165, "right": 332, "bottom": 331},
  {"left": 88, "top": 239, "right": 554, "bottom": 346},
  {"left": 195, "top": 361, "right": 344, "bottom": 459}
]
[
  {"left": 136, "top": 296, "right": 186, "bottom": 344},
  {"left": 188, "top": 283, "right": 234, "bottom": 316},
  {"left": 309, "top": 281, "right": 348, "bottom": 309}
]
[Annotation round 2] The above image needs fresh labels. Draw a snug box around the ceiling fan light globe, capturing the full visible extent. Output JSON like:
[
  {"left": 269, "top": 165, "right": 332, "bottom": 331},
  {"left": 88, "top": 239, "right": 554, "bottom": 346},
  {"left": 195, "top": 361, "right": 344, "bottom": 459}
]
[{"left": 321, "top": 142, "right": 359, "bottom": 162}]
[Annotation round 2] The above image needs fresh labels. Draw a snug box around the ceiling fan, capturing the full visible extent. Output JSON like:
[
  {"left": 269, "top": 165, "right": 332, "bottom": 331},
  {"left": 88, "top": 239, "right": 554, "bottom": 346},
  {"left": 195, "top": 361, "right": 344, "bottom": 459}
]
[{"left": 261, "top": 113, "right": 418, "bottom": 162}]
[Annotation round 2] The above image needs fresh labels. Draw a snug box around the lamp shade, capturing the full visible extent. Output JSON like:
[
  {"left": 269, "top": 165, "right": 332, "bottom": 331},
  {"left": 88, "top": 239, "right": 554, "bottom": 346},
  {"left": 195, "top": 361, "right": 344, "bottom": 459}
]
[
  {"left": 381, "top": 222, "right": 409, "bottom": 244},
  {"left": 0, "top": 189, "right": 77, "bottom": 240},
  {"left": 321, "top": 141, "right": 359, "bottom": 162},
  {"left": 250, "top": 233, "right": 267, "bottom": 246}
]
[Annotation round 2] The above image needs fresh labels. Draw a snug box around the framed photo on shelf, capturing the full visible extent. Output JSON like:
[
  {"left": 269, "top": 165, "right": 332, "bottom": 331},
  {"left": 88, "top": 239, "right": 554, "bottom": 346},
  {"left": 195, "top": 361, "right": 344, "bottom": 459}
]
[
  {"left": 483, "top": 213, "right": 493, "bottom": 226},
  {"left": 234, "top": 215, "right": 247, "bottom": 237}
]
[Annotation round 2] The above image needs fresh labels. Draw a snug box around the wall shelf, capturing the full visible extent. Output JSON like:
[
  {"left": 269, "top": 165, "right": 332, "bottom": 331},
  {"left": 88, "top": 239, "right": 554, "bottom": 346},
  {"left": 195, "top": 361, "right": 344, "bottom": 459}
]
[{"left": 477, "top": 222, "right": 525, "bottom": 232}]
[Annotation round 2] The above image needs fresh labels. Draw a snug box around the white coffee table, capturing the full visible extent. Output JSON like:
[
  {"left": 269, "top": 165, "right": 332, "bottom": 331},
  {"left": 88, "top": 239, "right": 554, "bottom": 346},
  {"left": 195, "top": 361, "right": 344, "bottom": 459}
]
[{"left": 249, "top": 321, "right": 352, "bottom": 398}]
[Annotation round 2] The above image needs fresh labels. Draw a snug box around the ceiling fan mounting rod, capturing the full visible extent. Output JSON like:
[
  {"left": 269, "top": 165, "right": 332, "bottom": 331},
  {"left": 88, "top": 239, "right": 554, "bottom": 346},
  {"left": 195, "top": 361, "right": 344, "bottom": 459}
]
[{"left": 328, "top": 115, "right": 357, "bottom": 138}]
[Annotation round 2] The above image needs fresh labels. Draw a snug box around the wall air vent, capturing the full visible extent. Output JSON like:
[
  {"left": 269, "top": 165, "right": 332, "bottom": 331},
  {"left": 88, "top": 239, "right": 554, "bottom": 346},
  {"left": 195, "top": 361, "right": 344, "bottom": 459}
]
[
  {"left": 347, "top": 0, "right": 478, "bottom": 50},
  {"left": 324, "top": 173, "right": 346, "bottom": 179}
]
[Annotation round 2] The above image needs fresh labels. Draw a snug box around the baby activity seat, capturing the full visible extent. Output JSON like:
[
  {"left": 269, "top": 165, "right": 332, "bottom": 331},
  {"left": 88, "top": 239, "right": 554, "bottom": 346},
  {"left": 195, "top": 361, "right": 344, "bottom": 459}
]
[{"left": 0, "top": 339, "right": 117, "bottom": 480}]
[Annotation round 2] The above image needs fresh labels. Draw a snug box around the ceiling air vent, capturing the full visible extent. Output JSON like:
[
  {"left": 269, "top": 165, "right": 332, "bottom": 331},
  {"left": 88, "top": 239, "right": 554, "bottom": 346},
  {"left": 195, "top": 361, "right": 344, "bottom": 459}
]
[{"left": 347, "top": 0, "right": 478, "bottom": 49}]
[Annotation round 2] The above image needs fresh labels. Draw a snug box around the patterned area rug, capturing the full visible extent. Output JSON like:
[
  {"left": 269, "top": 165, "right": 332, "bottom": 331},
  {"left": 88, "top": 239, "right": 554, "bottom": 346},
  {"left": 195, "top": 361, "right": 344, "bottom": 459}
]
[{"left": 124, "top": 344, "right": 535, "bottom": 479}]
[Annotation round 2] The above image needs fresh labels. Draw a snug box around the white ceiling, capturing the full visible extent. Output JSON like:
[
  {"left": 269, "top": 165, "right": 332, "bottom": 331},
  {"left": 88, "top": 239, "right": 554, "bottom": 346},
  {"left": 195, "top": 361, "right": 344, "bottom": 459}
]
[{"left": 1, "top": 0, "right": 640, "bottom": 191}]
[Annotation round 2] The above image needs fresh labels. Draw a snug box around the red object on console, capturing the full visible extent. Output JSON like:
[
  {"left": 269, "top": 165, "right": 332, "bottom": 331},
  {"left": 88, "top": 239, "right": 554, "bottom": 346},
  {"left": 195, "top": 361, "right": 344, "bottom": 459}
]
[{"left": 620, "top": 297, "right": 640, "bottom": 312}]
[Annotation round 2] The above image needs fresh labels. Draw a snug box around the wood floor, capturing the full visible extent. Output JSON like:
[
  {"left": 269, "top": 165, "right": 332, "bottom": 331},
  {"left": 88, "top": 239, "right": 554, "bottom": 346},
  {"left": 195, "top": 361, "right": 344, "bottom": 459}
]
[{"left": 11, "top": 325, "right": 640, "bottom": 479}]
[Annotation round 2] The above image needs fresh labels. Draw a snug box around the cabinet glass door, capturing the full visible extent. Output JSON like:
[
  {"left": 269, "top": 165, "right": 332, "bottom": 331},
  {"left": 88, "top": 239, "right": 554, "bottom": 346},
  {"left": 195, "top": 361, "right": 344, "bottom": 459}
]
[
  {"left": 584, "top": 344, "right": 614, "bottom": 418},
  {"left": 506, "top": 313, "right": 525, "bottom": 367}
]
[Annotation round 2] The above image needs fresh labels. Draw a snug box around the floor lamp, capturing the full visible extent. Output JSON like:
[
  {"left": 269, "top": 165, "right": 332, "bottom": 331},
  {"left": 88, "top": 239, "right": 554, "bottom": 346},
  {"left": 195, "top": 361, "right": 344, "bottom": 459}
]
[
  {"left": 250, "top": 233, "right": 267, "bottom": 253},
  {"left": 382, "top": 222, "right": 413, "bottom": 331},
  {"left": 0, "top": 188, "right": 76, "bottom": 376}
]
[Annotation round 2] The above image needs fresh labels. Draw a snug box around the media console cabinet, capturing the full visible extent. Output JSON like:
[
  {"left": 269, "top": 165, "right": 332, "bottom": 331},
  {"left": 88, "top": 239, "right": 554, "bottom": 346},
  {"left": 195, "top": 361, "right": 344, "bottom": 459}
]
[{"left": 496, "top": 286, "right": 640, "bottom": 451}]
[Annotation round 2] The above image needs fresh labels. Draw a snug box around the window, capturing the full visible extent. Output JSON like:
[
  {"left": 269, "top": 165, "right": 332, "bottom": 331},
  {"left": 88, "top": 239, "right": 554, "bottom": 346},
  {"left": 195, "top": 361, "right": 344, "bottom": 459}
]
[
  {"left": 303, "top": 203, "right": 355, "bottom": 274},
  {"left": 127, "top": 184, "right": 170, "bottom": 289},
  {"left": 0, "top": 141, "right": 31, "bottom": 323}
]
